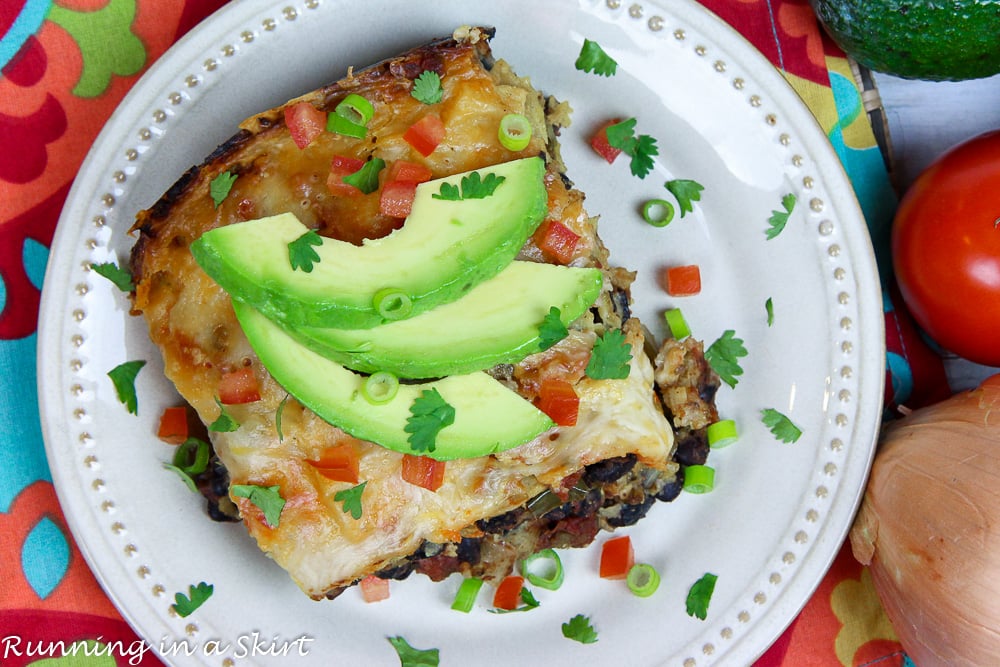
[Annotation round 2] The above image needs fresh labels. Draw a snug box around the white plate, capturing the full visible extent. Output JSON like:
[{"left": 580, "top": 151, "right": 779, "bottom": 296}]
[{"left": 38, "top": 0, "right": 884, "bottom": 664}]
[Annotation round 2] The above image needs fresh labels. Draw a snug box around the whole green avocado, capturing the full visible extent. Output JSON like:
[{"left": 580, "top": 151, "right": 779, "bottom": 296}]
[{"left": 810, "top": 0, "right": 1000, "bottom": 81}]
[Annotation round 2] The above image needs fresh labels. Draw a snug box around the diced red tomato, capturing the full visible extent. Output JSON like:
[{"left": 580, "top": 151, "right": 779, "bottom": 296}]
[
  {"left": 157, "top": 406, "right": 190, "bottom": 444},
  {"left": 403, "top": 114, "right": 446, "bottom": 157},
  {"left": 327, "top": 155, "right": 366, "bottom": 197},
  {"left": 492, "top": 575, "right": 525, "bottom": 611},
  {"left": 536, "top": 220, "right": 581, "bottom": 265},
  {"left": 536, "top": 379, "right": 580, "bottom": 427},
  {"left": 385, "top": 159, "right": 433, "bottom": 184},
  {"left": 599, "top": 535, "right": 635, "bottom": 580},
  {"left": 380, "top": 179, "right": 419, "bottom": 218},
  {"left": 218, "top": 367, "right": 260, "bottom": 405},
  {"left": 306, "top": 443, "right": 361, "bottom": 484},
  {"left": 401, "top": 454, "right": 446, "bottom": 492},
  {"left": 665, "top": 264, "right": 702, "bottom": 296},
  {"left": 591, "top": 119, "right": 624, "bottom": 164},
  {"left": 359, "top": 575, "right": 390, "bottom": 603},
  {"left": 284, "top": 101, "right": 327, "bottom": 149}
]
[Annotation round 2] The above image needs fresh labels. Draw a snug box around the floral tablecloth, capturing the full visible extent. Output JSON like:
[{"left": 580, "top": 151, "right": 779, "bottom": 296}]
[{"left": 1, "top": 0, "right": 951, "bottom": 664}]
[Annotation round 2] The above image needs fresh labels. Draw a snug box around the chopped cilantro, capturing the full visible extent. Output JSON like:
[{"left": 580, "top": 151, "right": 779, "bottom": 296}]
[
  {"left": 334, "top": 481, "right": 367, "bottom": 520},
  {"left": 538, "top": 306, "right": 568, "bottom": 351},
  {"left": 685, "top": 572, "right": 718, "bottom": 620},
  {"left": 432, "top": 171, "right": 505, "bottom": 201},
  {"left": 342, "top": 157, "right": 386, "bottom": 194},
  {"left": 664, "top": 179, "right": 705, "bottom": 217},
  {"left": 276, "top": 393, "right": 290, "bottom": 441},
  {"left": 209, "top": 170, "right": 237, "bottom": 208},
  {"left": 585, "top": 329, "right": 632, "bottom": 380},
  {"left": 231, "top": 484, "right": 286, "bottom": 527},
  {"left": 704, "top": 329, "right": 747, "bottom": 388},
  {"left": 107, "top": 360, "right": 146, "bottom": 415},
  {"left": 765, "top": 297, "right": 775, "bottom": 326},
  {"left": 288, "top": 230, "right": 324, "bottom": 273},
  {"left": 561, "top": 614, "right": 599, "bottom": 644},
  {"left": 90, "top": 261, "right": 134, "bottom": 292},
  {"left": 172, "top": 582, "right": 213, "bottom": 618},
  {"left": 489, "top": 587, "right": 541, "bottom": 614},
  {"left": 604, "top": 118, "right": 659, "bottom": 179},
  {"left": 411, "top": 70, "right": 443, "bottom": 105},
  {"left": 386, "top": 636, "right": 439, "bottom": 667},
  {"left": 405, "top": 389, "right": 456, "bottom": 453},
  {"left": 761, "top": 408, "right": 803, "bottom": 443},
  {"left": 765, "top": 193, "right": 797, "bottom": 240},
  {"left": 208, "top": 397, "right": 240, "bottom": 432},
  {"left": 575, "top": 38, "right": 617, "bottom": 77}
]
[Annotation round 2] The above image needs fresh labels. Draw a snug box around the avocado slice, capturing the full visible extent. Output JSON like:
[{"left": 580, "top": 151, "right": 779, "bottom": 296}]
[
  {"left": 233, "top": 300, "right": 555, "bottom": 460},
  {"left": 283, "top": 261, "right": 603, "bottom": 378},
  {"left": 191, "top": 157, "right": 548, "bottom": 329}
]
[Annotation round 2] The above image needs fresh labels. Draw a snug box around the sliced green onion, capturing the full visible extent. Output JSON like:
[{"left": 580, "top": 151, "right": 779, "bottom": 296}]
[
  {"left": 362, "top": 371, "right": 399, "bottom": 405},
  {"left": 498, "top": 113, "right": 532, "bottom": 151},
  {"left": 642, "top": 198, "right": 675, "bottom": 227},
  {"left": 626, "top": 563, "right": 661, "bottom": 598},
  {"left": 172, "top": 437, "right": 210, "bottom": 475},
  {"left": 373, "top": 288, "right": 413, "bottom": 320},
  {"left": 706, "top": 419, "right": 739, "bottom": 449},
  {"left": 335, "top": 93, "right": 374, "bottom": 126},
  {"left": 451, "top": 576, "right": 484, "bottom": 613},
  {"left": 162, "top": 463, "right": 198, "bottom": 492},
  {"left": 327, "top": 112, "right": 367, "bottom": 139},
  {"left": 520, "top": 548, "right": 565, "bottom": 591},
  {"left": 664, "top": 308, "right": 691, "bottom": 339},
  {"left": 683, "top": 464, "right": 716, "bottom": 494}
]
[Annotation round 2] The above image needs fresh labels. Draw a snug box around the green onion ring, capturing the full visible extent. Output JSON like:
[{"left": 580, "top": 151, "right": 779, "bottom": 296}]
[
  {"left": 335, "top": 93, "right": 375, "bottom": 125},
  {"left": 627, "top": 563, "right": 661, "bottom": 597},
  {"left": 498, "top": 113, "right": 532, "bottom": 151},
  {"left": 172, "top": 437, "right": 210, "bottom": 475},
  {"left": 326, "top": 112, "right": 367, "bottom": 139},
  {"left": 663, "top": 308, "right": 691, "bottom": 339},
  {"left": 706, "top": 419, "right": 739, "bottom": 449},
  {"left": 361, "top": 372, "right": 400, "bottom": 405},
  {"left": 520, "top": 548, "right": 565, "bottom": 591},
  {"left": 683, "top": 464, "right": 716, "bottom": 494},
  {"left": 642, "top": 198, "right": 675, "bottom": 227},
  {"left": 372, "top": 288, "right": 413, "bottom": 320},
  {"left": 450, "top": 576, "right": 484, "bottom": 613}
]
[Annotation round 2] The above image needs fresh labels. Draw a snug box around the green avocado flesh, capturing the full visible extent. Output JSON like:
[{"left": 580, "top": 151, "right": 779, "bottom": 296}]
[
  {"left": 233, "top": 301, "right": 555, "bottom": 460},
  {"left": 810, "top": 0, "right": 1000, "bottom": 81},
  {"left": 286, "top": 261, "right": 603, "bottom": 378},
  {"left": 191, "top": 157, "right": 548, "bottom": 328}
]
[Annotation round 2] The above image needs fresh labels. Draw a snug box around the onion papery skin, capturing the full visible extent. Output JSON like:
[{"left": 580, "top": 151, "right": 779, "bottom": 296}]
[{"left": 850, "top": 374, "right": 1000, "bottom": 667}]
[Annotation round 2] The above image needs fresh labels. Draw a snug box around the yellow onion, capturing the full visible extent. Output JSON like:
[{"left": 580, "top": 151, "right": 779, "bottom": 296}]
[{"left": 850, "top": 374, "right": 1000, "bottom": 666}]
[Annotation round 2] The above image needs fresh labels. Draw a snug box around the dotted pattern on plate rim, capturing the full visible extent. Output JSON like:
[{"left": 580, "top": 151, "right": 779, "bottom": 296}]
[{"left": 64, "top": 0, "right": 863, "bottom": 664}]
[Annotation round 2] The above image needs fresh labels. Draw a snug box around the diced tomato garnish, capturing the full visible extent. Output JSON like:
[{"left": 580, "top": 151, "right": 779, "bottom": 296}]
[
  {"left": 157, "top": 406, "right": 190, "bottom": 444},
  {"left": 536, "top": 220, "right": 581, "bottom": 265},
  {"left": 535, "top": 379, "right": 580, "bottom": 427},
  {"left": 306, "top": 443, "right": 361, "bottom": 483},
  {"left": 327, "top": 155, "right": 366, "bottom": 197},
  {"left": 385, "top": 159, "right": 433, "bottom": 184},
  {"left": 492, "top": 575, "right": 525, "bottom": 611},
  {"left": 359, "top": 575, "right": 390, "bottom": 603},
  {"left": 665, "top": 264, "right": 702, "bottom": 296},
  {"left": 218, "top": 367, "right": 261, "bottom": 405},
  {"left": 403, "top": 114, "right": 446, "bottom": 157},
  {"left": 591, "top": 118, "right": 624, "bottom": 164},
  {"left": 380, "top": 179, "right": 419, "bottom": 218},
  {"left": 599, "top": 535, "right": 635, "bottom": 580},
  {"left": 284, "top": 101, "right": 327, "bottom": 149},
  {"left": 401, "top": 454, "right": 446, "bottom": 492}
]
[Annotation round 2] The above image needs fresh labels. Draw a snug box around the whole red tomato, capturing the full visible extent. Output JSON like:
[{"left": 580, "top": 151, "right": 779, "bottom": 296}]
[{"left": 892, "top": 130, "right": 1000, "bottom": 366}]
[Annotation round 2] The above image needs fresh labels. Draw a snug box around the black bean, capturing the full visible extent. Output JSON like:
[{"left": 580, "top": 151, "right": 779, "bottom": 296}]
[
  {"left": 456, "top": 537, "right": 481, "bottom": 565},
  {"left": 583, "top": 454, "right": 637, "bottom": 485},
  {"left": 673, "top": 428, "right": 710, "bottom": 466}
]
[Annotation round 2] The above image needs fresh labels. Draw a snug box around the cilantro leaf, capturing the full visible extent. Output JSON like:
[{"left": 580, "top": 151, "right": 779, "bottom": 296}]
[
  {"left": 172, "top": 582, "right": 213, "bottom": 618},
  {"left": 432, "top": 171, "right": 505, "bottom": 201},
  {"left": 342, "top": 157, "right": 386, "bottom": 194},
  {"left": 386, "top": 636, "right": 439, "bottom": 667},
  {"left": 561, "top": 614, "right": 598, "bottom": 644},
  {"left": 765, "top": 193, "right": 797, "bottom": 240},
  {"left": 575, "top": 39, "right": 617, "bottom": 77},
  {"left": 761, "top": 408, "right": 803, "bottom": 443},
  {"left": 90, "top": 261, "right": 134, "bottom": 292},
  {"left": 604, "top": 117, "right": 637, "bottom": 150},
  {"left": 209, "top": 171, "right": 237, "bottom": 208},
  {"left": 288, "top": 230, "right": 323, "bottom": 273},
  {"left": 538, "top": 306, "right": 569, "bottom": 351},
  {"left": 585, "top": 329, "right": 632, "bottom": 380},
  {"left": 685, "top": 572, "right": 718, "bottom": 620},
  {"left": 489, "top": 587, "right": 541, "bottom": 614},
  {"left": 433, "top": 182, "right": 461, "bottom": 201},
  {"left": 604, "top": 118, "right": 658, "bottom": 179},
  {"left": 209, "top": 397, "right": 240, "bottom": 432},
  {"left": 664, "top": 179, "right": 705, "bottom": 217},
  {"left": 334, "top": 481, "right": 367, "bottom": 520},
  {"left": 107, "top": 360, "right": 146, "bottom": 415},
  {"left": 411, "top": 70, "right": 443, "bottom": 105},
  {"left": 704, "top": 329, "right": 747, "bottom": 388},
  {"left": 405, "top": 389, "right": 456, "bottom": 453},
  {"left": 231, "top": 483, "right": 286, "bottom": 527},
  {"left": 765, "top": 297, "right": 775, "bottom": 327}
]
